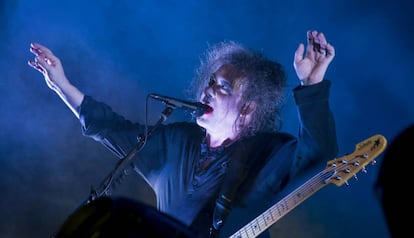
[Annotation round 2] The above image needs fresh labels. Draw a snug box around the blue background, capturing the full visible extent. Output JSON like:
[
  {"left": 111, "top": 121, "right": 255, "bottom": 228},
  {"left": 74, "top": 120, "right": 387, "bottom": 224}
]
[{"left": 1, "top": 0, "right": 412, "bottom": 237}]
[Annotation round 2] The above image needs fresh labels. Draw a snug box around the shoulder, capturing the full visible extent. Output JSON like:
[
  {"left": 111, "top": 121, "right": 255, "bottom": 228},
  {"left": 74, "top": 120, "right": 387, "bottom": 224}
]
[
  {"left": 237, "top": 132, "right": 297, "bottom": 161},
  {"left": 250, "top": 131, "right": 296, "bottom": 145}
]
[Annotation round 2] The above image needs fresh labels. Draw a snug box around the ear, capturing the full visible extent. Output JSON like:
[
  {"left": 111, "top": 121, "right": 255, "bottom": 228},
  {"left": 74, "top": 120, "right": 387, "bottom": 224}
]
[
  {"left": 237, "top": 101, "right": 256, "bottom": 129},
  {"left": 236, "top": 101, "right": 257, "bottom": 130}
]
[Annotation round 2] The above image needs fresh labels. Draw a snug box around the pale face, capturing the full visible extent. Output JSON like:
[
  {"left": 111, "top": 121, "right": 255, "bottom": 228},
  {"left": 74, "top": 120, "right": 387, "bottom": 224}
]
[{"left": 196, "top": 64, "right": 245, "bottom": 146}]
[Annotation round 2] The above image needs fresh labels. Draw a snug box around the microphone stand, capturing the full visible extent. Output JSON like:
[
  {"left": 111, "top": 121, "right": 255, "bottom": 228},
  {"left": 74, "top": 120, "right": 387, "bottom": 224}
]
[{"left": 85, "top": 104, "right": 175, "bottom": 204}]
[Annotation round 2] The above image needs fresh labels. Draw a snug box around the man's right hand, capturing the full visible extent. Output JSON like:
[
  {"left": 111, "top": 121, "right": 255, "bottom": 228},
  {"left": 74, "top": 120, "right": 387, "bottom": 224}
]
[{"left": 28, "top": 42, "right": 85, "bottom": 118}]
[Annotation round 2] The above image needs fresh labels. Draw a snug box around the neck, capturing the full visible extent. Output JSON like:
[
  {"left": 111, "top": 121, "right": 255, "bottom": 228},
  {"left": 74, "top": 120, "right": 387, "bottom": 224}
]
[{"left": 205, "top": 134, "right": 238, "bottom": 148}]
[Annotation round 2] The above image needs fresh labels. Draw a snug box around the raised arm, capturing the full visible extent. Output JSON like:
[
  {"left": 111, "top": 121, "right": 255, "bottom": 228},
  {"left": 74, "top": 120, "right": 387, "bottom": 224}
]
[
  {"left": 291, "top": 30, "right": 338, "bottom": 174},
  {"left": 28, "top": 42, "right": 84, "bottom": 118}
]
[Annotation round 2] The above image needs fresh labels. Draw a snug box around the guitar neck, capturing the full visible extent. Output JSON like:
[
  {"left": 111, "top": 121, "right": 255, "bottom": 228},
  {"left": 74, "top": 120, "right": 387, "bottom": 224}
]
[
  {"left": 228, "top": 134, "right": 387, "bottom": 238},
  {"left": 229, "top": 171, "right": 329, "bottom": 238}
]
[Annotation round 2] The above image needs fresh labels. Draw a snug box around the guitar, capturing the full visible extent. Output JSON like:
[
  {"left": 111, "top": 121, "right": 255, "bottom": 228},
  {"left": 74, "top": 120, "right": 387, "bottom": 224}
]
[{"left": 228, "top": 134, "right": 387, "bottom": 238}]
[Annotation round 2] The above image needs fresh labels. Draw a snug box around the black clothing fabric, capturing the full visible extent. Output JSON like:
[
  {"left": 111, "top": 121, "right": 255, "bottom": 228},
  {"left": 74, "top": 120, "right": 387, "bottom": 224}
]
[
  {"left": 374, "top": 124, "right": 414, "bottom": 238},
  {"left": 78, "top": 80, "right": 338, "bottom": 237}
]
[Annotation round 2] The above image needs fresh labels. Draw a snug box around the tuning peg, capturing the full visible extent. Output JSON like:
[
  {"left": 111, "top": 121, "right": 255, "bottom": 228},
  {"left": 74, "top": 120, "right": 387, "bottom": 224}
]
[
  {"left": 371, "top": 160, "right": 377, "bottom": 165},
  {"left": 362, "top": 166, "right": 367, "bottom": 173},
  {"left": 353, "top": 174, "right": 358, "bottom": 180},
  {"left": 344, "top": 181, "right": 349, "bottom": 186}
]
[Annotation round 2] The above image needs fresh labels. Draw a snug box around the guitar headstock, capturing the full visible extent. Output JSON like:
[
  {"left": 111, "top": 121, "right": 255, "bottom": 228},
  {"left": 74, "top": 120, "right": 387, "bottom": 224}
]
[{"left": 325, "top": 134, "right": 387, "bottom": 186}]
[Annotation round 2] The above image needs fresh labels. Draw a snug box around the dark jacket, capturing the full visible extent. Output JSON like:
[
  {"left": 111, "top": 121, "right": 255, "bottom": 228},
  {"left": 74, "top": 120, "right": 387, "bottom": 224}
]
[{"left": 78, "top": 80, "right": 338, "bottom": 237}]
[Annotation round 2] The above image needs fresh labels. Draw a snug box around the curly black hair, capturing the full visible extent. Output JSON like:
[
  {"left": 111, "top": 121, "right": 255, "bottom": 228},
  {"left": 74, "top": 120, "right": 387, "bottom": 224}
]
[{"left": 187, "top": 41, "right": 287, "bottom": 138}]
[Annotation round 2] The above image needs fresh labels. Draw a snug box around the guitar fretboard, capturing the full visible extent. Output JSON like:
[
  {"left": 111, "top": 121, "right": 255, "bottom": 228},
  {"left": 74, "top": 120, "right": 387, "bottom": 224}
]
[{"left": 229, "top": 171, "right": 330, "bottom": 238}]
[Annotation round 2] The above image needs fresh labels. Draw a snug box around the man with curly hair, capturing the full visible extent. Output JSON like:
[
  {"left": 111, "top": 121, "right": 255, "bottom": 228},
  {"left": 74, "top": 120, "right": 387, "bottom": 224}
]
[{"left": 29, "top": 30, "right": 338, "bottom": 238}]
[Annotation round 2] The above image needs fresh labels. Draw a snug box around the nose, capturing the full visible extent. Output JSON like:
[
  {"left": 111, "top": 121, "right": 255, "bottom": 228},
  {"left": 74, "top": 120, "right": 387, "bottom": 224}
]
[{"left": 202, "top": 85, "right": 214, "bottom": 103}]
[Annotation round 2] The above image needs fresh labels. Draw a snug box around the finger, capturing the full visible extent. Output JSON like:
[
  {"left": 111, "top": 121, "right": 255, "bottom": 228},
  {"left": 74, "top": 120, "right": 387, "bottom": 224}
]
[
  {"left": 294, "top": 43, "right": 305, "bottom": 65},
  {"left": 30, "top": 42, "right": 53, "bottom": 54},
  {"left": 309, "top": 31, "right": 322, "bottom": 52},
  {"left": 35, "top": 51, "right": 57, "bottom": 67},
  {"left": 316, "top": 32, "right": 333, "bottom": 54},
  {"left": 316, "top": 32, "right": 328, "bottom": 45},
  {"left": 306, "top": 30, "right": 322, "bottom": 54},
  {"left": 316, "top": 33, "right": 327, "bottom": 53},
  {"left": 30, "top": 43, "right": 55, "bottom": 63},
  {"left": 27, "top": 59, "right": 45, "bottom": 74},
  {"left": 306, "top": 30, "right": 313, "bottom": 43},
  {"left": 30, "top": 43, "right": 57, "bottom": 63},
  {"left": 325, "top": 43, "right": 335, "bottom": 58},
  {"left": 294, "top": 43, "right": 305, "bottom": 61},
  {"left": 317, "top": 44, "right": 326, "bottom": 54},
  {"left": 35, "top": 55, "right": 56, "bottom": 69},
  {"left": 30, "top": 45, "right": 41, "bottom": 56},
  {"left": 310, "top": 30, "right": 319, "bottom": 43},
  {"left": 30, "top": 42, "right": 45, "bottom": 56}
]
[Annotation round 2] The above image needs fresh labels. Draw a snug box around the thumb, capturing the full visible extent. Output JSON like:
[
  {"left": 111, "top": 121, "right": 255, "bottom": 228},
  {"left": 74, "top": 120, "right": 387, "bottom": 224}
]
[{"left": 293, "top": 43, "right": 304, "bottom": 67}]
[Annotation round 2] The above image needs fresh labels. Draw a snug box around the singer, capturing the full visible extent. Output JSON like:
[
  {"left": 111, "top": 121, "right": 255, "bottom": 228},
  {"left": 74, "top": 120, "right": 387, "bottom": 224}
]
[{"left": 28, "top": 30, "right": 338, "bottom": 238}]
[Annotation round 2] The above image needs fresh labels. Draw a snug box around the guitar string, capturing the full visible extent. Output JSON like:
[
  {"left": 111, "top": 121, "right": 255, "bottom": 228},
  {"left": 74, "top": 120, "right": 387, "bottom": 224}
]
[
  {"left": 230, "top": 154, "right": 372, "bottom": 238},
  {"left": 231, "top": 135, "right": 386, "bottom": 237}
]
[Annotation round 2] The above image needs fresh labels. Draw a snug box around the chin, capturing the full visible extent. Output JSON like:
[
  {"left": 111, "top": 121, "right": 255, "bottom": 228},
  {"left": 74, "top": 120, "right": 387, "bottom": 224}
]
[
  {"left": 196, "top": 117, "right": 207, "bottom": 127},
  {"left": 195, "top": 117, "right": 203, "bottom": 124}
]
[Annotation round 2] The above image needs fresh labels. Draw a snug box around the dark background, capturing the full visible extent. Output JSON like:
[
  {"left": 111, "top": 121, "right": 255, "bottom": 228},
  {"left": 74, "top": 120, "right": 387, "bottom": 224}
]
[{"left": 1, "top": 0, "right": 412, "bottom": 237}]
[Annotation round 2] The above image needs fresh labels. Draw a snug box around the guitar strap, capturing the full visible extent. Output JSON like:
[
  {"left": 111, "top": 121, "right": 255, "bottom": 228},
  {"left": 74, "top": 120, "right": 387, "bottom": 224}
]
[{"left": 210, "top": 141, "right": 251, "bottom": 238}]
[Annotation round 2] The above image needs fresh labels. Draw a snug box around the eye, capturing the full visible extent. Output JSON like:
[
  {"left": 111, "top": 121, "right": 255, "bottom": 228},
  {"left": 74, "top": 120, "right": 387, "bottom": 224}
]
[
  {"left": 216, "top": 78, "right": 232, "bottom": 94},
  {"left": 218, "top": 83, "right": 232, "bottom": 95},
  {"left": 208, "top": 74, "right": 233, "bottom": 95}
]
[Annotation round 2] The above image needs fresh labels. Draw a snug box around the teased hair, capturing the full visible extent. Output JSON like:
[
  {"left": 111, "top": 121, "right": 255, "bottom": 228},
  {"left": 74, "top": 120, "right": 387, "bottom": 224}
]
[{"left": 187, "top": 41, "right": 287, "bottom": 137}]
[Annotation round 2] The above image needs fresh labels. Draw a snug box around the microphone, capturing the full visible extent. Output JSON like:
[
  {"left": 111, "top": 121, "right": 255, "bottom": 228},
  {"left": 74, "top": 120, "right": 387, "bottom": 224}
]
[{"left": 149, "top": 93, "right": 213, "bottom": 117}]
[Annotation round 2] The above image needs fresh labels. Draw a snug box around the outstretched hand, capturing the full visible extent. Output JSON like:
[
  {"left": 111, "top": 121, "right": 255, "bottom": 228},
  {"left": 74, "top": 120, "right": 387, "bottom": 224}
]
[
  {"left": 28, "top": 42, "right": 85, "bottom": 118},
  {"left": 294, "top": 30, "right": 335, "bottom": 86},
  {"left": 28, "top": 42, "right": 68, "bottom": 93}
]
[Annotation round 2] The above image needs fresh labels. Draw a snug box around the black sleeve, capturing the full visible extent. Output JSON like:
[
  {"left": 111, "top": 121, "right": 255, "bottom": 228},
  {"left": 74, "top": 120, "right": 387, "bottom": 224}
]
[
  {"left": 78, "top": 95, "right": 146, "bottom": 158},
  {"left": 291, "top": 80, "right": 338, "bottom": 177}
]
